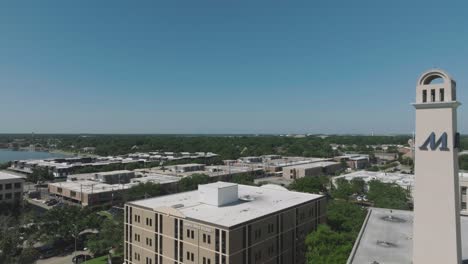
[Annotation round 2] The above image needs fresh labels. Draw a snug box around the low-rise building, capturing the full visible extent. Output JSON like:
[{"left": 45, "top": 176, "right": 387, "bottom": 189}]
[
  {"left": 334, "top": 171, "right": 415, "bottom": 196},
  {"left": 374, "top": 152, "right": 399, "bottom": 164},
  {"left": 0, "top": 171, "right": 24, "bottom": 204},
  {"left": 171, "top": 164, "right": 206, "bottom": 173},
  {"left": 48, "top": 180, "right": 131, "bottom": 207},
  {"left": 124, "top": 182, "right": 326, "bottom": 264},
  {"left": 282, "top": 162, "right": 342, "bottom": 179},
  {"left": 335, "top": 154, "right": 370, "bottom": 169}
]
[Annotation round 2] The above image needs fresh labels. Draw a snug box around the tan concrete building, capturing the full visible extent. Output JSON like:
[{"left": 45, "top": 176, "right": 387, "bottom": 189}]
[
  {"left": 282, "top": 161, "right": 342, "bottom": 179},
  {"left": 124, "top": 182, "right": 326, "bottom": 264},
  {"left": 412, "top": 69, "right": 462, "bottom": 263},
  {"left": 0, "top": 171, "right": 24, "bottom": 203}
]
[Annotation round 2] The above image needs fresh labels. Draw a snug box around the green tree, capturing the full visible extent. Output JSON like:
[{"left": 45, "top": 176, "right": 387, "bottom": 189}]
[
  {"left": 367, "top": 180, "right": 409, "bottom": 210},
  {"left": 86, "top": 215, "right": 124, "bottom": 256},
  {"left": 306, "top": 225, "right": 353, "bottom": 264},
  {"left": 125, "top": 182, "right": 163, "bottom": 201},
  {"left": 331, "top": 178, "right": 353, "bottom": 200},
  {"left": 350, "top": 178, "right": 365, "bottom": 195},
  {"left": 179, "top": 174, "right": 211, "bottom": 192},
  {"left": 305, "top": 201, "right": 367, "bottom": 264},
  {"left": 289, "top": 176, "right": 329, "bottom": 194},
  {"left": 27, "top": 167, "right": 54, "bottom": 183},
  {"left": 230, "top": 173, "right": 255, "bottom": 185}
]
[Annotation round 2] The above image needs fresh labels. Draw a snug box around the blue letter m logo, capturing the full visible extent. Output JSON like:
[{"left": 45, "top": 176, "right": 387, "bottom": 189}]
[{"left": 419, "top": 132, "right": 449, "bottom": 151}]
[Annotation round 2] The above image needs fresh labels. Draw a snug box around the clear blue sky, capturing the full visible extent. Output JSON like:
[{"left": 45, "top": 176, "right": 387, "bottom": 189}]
[{"left": 1, "top": 1, "right": 467, "bottom": 134}]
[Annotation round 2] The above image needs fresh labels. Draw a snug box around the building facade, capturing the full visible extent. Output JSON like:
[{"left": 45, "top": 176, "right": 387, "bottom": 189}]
[
  {"left": 282, "top": 162, "right": 342, "bottom": 179},
  {"left": 0, "top": 172, "right": 24, "bottom": 204},
  {"left": 124, "top": 182, "right": 326, "bottom": 264}
]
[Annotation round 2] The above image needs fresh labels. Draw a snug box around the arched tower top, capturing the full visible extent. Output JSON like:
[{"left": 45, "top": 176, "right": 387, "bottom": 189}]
[
  {"left": 417, "top": 69, "right": 455, "bottom": 86},
  {"left": 416, "top": 69, "right": 457, "bottom": 104}
]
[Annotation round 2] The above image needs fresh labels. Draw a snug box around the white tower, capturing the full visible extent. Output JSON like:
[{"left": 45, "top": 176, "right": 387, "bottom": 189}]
[{"left": 413, "top": 69, "right": 462, "bottom": 264}]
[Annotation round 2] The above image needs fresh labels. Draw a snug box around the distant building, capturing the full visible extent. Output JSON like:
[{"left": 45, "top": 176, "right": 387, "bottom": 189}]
[
  {"left": 373, "top": 152, "right": 399, "bottom": 164},
  {"left": 334, "top": 170, "right": 414, "bottom": 196},
  {"left": 282, "top": 162, "right": 342, "bottom": 180},
  {"left": 0, "top": 172, "right": 24, "bottom": 204},
  {"left": 171, "top": 164, "right": 206, "bottom": 173},
  {"left": 48, "top": 180, "right": 130, "bottom": 207},
  {"left": 334, "top": 154, "right": 370, "bottom": 169},
  {"left": 124, "top": 182, "right": 326, "bottom": 264},
  {"left": 51, "top": 171, "right": 181, "bottom": 207}
]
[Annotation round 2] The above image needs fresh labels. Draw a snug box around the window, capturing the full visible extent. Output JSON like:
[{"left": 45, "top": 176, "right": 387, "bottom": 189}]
[
  {"left": 14, "top": 182, "right": 21, "bottom": 189},
  {"left": 431, "top": 89, "right": 436, "bottom": 102},
  {"left": 187, "top": 229, "right": 190, "bottom": 238},
  {"left": 267, "top": 223, "right": 274, "bottom": 233},
  {"left": 0, "top": 194, "right": 3, "bottom": 200},
  {"left": 0, "top": 184, "right": 3, "bottom": 190},
  {"left": 462, "top": 187, "right": 467, "bottom": 195},
  {"left": 463, "top": 202, "right": 467, "bottom": 210},
  {"left": 191, "top": 230, "right": 194, "bottom": 239},
  {"left": 191, "top": 253, "right": 194, "bottom": 261},
  {"left": 422, "top": 90, "right": 427, "bottom": 102},
  {"left": 221, "top": 230, "right": 226, "bottom": 254},
  {"left": 203, "top": 257, "right": 207, "bottom": 264},
  {"left": 5, "top": 183, "right": 11, "bottom": 190},
  {"left": 187, "top": 252, "right": 190, "bottom": 260},
  {"left": 207, "top": 235, "right": 211, "bottom": 244},
  {"left": 5, "top": 193, "right": 12, "bottom": 199},
  {"left": 440, "top": 88, "right": 445, "bottom": 102},
  {"left": 70, "top": 191, "right": 76, "bottom": 197},
  {"left": 203, "top": 234, "right": 206, "bottom": 243},
  {"left": 14, "top": 192, "right": 21, "bottom": 199}
]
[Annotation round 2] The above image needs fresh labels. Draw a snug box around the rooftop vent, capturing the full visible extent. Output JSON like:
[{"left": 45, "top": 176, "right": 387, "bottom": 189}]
[
  {"left": 171, "top": 204, "right": 184, "bottom": 209},
  {"left": 199, "top": 182, "right": 238, "bottom": 207},
  {"left": 376, "top": 240, "right": 397, "bottom": 248},
  {"left": 380, "top": 215, "right": 406, "bottom": 223},
  {"left": 239, "top": 195, "right": 255, "bottom": 202}
]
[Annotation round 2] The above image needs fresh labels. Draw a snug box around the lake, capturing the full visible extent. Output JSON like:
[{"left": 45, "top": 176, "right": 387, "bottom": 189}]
[{"left": 0, "top": 149, "right": 71, "bottom": 163}]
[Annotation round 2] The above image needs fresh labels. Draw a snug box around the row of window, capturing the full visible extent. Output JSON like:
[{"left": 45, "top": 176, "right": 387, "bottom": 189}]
[
  {"left": 0, "top": 192, "right": 22, "bottom": 200},
  {"left": 0, "top": 182, "right": 21, "bottom": 190}
]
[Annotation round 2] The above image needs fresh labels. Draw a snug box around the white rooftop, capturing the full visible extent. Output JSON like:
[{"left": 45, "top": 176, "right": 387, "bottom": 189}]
[
  {"left": 0, "top": 171, "right": 24, "bottom": 181},
  {"left": 130, "top": 182, "right": 323, "bottom": 228},
  {"left": 334, "top": 171, "right": 415, "bottom": 191},
  {"left": 283, "top": 161, "right": 340, "bottom": 169},
  {"left": 348, "top": 208, "right": 468, "bottom": 263},
  {"left": 49, "top": 180, "right": 131, "bottom": 194}
]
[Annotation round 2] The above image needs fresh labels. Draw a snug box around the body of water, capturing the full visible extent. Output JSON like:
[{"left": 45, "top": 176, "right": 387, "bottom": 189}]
[{"left": 0, "top": 149, "right": 71, "bottom": 163}]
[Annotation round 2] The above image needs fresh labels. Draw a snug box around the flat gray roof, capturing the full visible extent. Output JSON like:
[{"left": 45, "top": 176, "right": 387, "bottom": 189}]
[
  {"left": 0, "top": 171, "right": 25, "bottom": 181},
  {"left": 348, "top": 208, "right": 468, "bottom": 264},
  {"left": 129, "top": 183, "right": 323, "bottom": 228},
  {"left": 283, "top": 161, "right": 340, "bottom": 169}
]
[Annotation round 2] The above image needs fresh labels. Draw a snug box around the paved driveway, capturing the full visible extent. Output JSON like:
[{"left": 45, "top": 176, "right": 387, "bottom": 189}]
[{"left": 36, "top": 250, "right": 90, "bottom": 264}]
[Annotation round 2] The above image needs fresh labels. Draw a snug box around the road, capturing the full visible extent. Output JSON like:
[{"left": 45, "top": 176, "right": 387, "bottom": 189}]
[{"left": 36, "top": 250, "right": 90, "bottom": 264}]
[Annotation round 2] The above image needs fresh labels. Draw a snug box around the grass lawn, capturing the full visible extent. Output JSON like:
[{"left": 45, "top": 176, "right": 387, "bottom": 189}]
[
  {"left": 86, "top": 252, "right": 123, "bottom": 264},
  {"left": 85, "top": 255, "right": 107, "bottom": 264}
]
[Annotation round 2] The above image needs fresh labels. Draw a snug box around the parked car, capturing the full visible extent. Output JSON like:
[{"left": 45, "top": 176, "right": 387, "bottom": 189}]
[
  {"left": 45, "top": 199, "right": 58, "bottom": 206},
  {"left": 72, "top": 254, "right": 92, "bottom": 263}
]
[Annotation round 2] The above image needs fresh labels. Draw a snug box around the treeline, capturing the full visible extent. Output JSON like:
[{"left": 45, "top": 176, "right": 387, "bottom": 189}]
[{"left": 0, "top": 134, "right": 415, "bottom": 159}]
